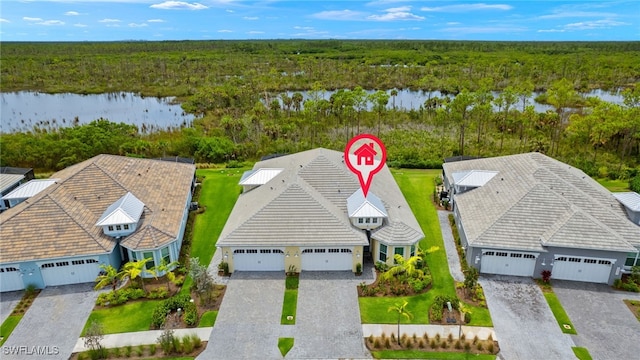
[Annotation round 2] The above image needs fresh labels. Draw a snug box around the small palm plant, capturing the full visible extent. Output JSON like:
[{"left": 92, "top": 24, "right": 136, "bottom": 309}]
[
  {"left": 388, "top": 300, "right": 413, "bottom": 345},
  {"left": 94, "top": 264, "right": 123, "bottom": 292}
]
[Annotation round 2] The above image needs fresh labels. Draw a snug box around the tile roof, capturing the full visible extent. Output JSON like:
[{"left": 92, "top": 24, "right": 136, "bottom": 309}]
[
  {"left": 0, "top": 155, "right": 194, "bottom": 263},
  {"left": 442, "top": 152, "right": 639, "bottom": 253},
  {"left": 217, "top": 148, "right": 423, "bottom": 248}
]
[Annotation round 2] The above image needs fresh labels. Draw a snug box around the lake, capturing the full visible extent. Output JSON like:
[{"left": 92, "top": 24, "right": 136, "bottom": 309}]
[{"left": 0, "top": 92, "right": 195, "bottom": 133}]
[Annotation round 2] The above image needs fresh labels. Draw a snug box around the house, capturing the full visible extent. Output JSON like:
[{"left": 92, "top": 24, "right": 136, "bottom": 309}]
[
  {"left": 0, "top": 155, "right": 195, "bottom": 292},
  {"left": 442, "top": 152, "right": 640, "bottom": 284},
  {"left": 354, "top": 143, "right": 377, "bottom": 166},
  {"left": 216, "top": 148, "right": 424, "bottom": 273},
  {"left": 0, "top": 167, "right": 34, "bottom": 212}
]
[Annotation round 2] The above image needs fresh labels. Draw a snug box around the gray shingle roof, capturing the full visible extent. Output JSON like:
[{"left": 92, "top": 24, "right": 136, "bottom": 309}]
[
  {"left": 443, "top": 152, "right": 639, "bottom": 253},
  {"left": 217, "top": 148, "right": 423, "bottom": 248}
]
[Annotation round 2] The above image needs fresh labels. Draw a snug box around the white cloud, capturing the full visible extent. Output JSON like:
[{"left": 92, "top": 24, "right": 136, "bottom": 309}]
[
  {"left": 538, "top": 11, "right": 617, "bottom": 20},
  {"left": 218, "top": 29, "right": 232, "bottom": 33},
  {"left": 564, "top": 19, "right": 627, "bottom": 30},
  {"left": 446, "top": 22, "right": 461, "bottom": 25},
  {"left": 294, "top": 26, "right": 313, "bottom": 30},
  {"left": 422, "top": 3, "right": 512, "bottom": 12},
  {"left": 147, "top": 19, "right": 165, "bottom": 23},
  {"left": 65, "top": 11, "right": 80, "bottom": 16},
  {"left": 23, "top": 17, "right": 43, "bottom": 22},
  {"left": 311, "top": 10, "right": 365, "bottom": 21},
  {"left": 74, "top": 23, "right": 88, "bottom": 27},
  {"left": 129, "top": 22, "right": 148, "bottom": 27},
  {"left": 385, "top": 6, "right": 411, "bottom": 13},
  {"left": 537, "top": 29, "right": 566, "bottom": 33},
  {"left": 440, "top": 25, "right": 525, "bottom": 34},
  {"left": 243, "top": 16, "right": 258, "bottom": 20},
  {"left": 368, "top": 6, "right": 424, "bottom": 21},
  {"left": 150, "top": 1, "right": 208, "bottom": 10},
  {"left": 247, "top": 30, "right": 264, "bottom": 34},
  {"left": 99, "top": 18, "right": 121, "bottom": 23},
  {"left": 0, "top": 18, "right": 10, "bottom": 23},
  {"left": 37, "top": 20, "right": 65, "bottom": 26},
  {"left": 226, "top": 9, "right": 234, "bottom": 13}
]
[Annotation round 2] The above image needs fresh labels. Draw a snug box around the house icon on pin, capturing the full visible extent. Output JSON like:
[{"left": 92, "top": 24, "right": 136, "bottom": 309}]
[{"left": 354, "top": 143, "right": 377, "bottom": 166}]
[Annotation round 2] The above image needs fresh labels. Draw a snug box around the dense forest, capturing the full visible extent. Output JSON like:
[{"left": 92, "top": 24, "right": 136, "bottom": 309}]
[{"left": 1, "top": 40, "right": 639, "bottom": 185}]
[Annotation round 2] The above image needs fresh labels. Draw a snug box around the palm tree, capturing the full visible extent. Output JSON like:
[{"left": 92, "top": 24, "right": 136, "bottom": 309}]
[
  {"left": 388, "top": 300, "right": 413, "bottom": 344},
  {"left": 382, "top": 254, "right": 424, "bottom": 281},
  {"left": 151, "top": 260, "right": 180, "bottom": 293},
  {"left": 121, "top": 258, "right": 154, "bottom": 292},
  {"left": 94, "top": 264, "right": 123, "bottom": 292}
]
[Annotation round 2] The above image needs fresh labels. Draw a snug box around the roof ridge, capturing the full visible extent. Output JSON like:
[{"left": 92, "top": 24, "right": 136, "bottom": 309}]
[{"left": 47, "top": 194, "right": 112, "bottom": 252}]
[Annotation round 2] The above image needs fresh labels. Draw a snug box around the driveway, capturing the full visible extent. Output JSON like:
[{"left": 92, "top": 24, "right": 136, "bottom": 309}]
[
  {"left": 0, "top": 290, "right": 23, "bottom": 324},
  {"left": 285, "top": 271, "right": 370, "bottom": 359},
  {"left": 199, "top": 271, "right": 370, "bottom": 359},
  {"left": 480, "top": 275, "right": 576, "bottom": 360},
  {"left": 1, "top": 283, "right": 98, "bottom": 360},
  {"left": 553, "top": 280, "right": 640, "bottom": 360}
]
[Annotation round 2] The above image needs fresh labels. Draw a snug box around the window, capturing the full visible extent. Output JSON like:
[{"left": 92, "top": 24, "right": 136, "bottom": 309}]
[
  {"left": 340, "top": 249, "right": 352, "bottom": 253},
  {"left": 410, "top": 245, "right": 416, "bottom": 257},
  {"left": 1, "top": 267, "right": 18, "bottom": 272},
  {"left": 273, "top": 249, "right": 284, "bottom": 254},
  {"left": 372, "top": 218, "right": 378, "bottom": 224},
  {"left": 162, "top": 247, "right": 171, "bottom": 264},
  {"left": 72, "top": 260, "right": 85, "bottom": 265},
  {"left": 496, "top": 252, "right": 508, "bottom": 257},
  {"left": 302, "top": 249, "right": 313, "bottom": 254},
  {"left": 143, "top": 252, "right": 154, "bottom": 270},
  {"left": 234, "top": 249, "right": 245, "bottom": 254},
  {"left": 314, "top": 249, "right": 326, "bottom": 253},
  {"left": 523, "top": 254, "right": 535, "bottom": 259},
  {"left": 510, "top": 253, "right": 523, "bottom": 258},
  {"left": 556, "top": 257, "right": 568, "bottom": 261},
  {"left": 86, "top": 259, "right": 98, "bottom": 264},
  {"left": 358, "top": 218, "right": 364, "bottom": 224},
  {"left": 584, "top": 259, "right": 597, "bottom": 264},
  {"left": 328, "top": 249, "right": 340, "bottom": 253},
  {"left": 260, "top": 249, "right": 272, "bottom": 254},
  {"left": 598, "top": 260, "right": 612, "bottom": 265},
  {"left": 568, "top": 257, "right": 581, "bottom": 263},
  {"left": 56, "top": 261, "right": 69, "bottom": 267},
  {"left": 108, "top": 226, "right": 114, "bottom": 231},
  {"left": 625, "top": 254, "right": 640, "bottom": 267},
  {"left": 484, "top": 251, "right": 495, "bottom": 256},
  {"left": 42, "top": 263, "right": 55, "bottom": 269},
  {"left": 247, "top": 249, "right": 258, "bottom": 254},
  {"left": 379, "top": 244, "right": 387, "bottom": 262},
  {"left": 395, "top": 247, "right": 404, "bottom": 257},
  {"left": 365, "top": 218, "right": 371, "bottom": 224},
  {"left": 124, "top": 224, "right": 130, "bottom": 230},
  {"left": 116, "top": 225, "right": 122, "bottom": 231}
]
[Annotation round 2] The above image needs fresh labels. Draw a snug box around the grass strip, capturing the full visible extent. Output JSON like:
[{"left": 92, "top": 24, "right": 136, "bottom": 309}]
[
  {"left": 278, "top": 338, "right": 294, "bottom": 356},
  {"left": 543, "top": 292, "right": 577, "bottom": 334},
  {"left": 280, "top": 289, "right": 298, "bottom": 325},
  {"left": 0, "top": 315, "right": 23, "bottom": 346},
  {"left": 198, "top": 311, "right": 218, "bottom": 327},
  {"left": 572, "top": 346, "right": 593, "bottom": 360}
]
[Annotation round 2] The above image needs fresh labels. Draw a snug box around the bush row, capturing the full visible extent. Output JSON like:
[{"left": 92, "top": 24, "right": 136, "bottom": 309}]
[
  {"left": 151, "top": 294, "right": 198, "bottom": 329},
  {"left": 95, "top": 287, "right": 169, "bottom": 306}
]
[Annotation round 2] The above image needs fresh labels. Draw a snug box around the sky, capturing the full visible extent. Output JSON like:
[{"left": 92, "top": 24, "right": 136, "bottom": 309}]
[{"left": 0, "top": 0, "right": 638, "bottom": 42}]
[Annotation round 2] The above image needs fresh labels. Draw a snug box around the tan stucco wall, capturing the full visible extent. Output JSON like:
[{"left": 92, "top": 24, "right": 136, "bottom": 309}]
[
  {"left": 352, "top": 245, "right": 363, "bottom": 272},
  {"left": 220, "top": 246, "right": 234, "bottom": 273},
  {"left": 372, "top": 240, "right": 415, "bottom": 266},
  {"left": 284, "top": 246, "right": 301, "bottom": 273}
]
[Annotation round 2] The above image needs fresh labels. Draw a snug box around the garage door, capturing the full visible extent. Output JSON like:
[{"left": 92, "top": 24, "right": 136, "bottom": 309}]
[
  {"left": 301, "top": 248, "right": 353, "bottom": 271},
  {"left": 0, "top": 266, "right": 24, "bottom": 292},
  {"left": 551, "top": 256, "right": 612, "bottom": 283},
  {"left": 40, "top": 258, "right": 101, "bottom": 286},
  {"left": 232, "top": 249, "right": 285, "bottom": 271},
  {"left": 480, "top": 250, "right": 538, "bottom": 277}
]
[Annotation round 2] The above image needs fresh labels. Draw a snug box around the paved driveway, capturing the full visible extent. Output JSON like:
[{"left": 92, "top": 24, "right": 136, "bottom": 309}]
[
  {"left": 0, "top": 291, "right": 23, "bottom": 324},
  {"left": 285, "top": 271, "right": 369, "bottom": 359},
  {"left": 1, "top": 283, "right": 97, "bottom": 360},
  {"left": 480, "top": 275, "right": 576, "bottom": 360},
  {"left": 199, "top": 271, "right": 370, "bottom": 359},
  {"left": 553, "top": 280, "right": 640, "bottom": 360}
]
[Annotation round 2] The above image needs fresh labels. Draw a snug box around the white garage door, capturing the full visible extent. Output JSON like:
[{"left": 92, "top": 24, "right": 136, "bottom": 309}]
[
  {"left": 301, "top": 248, "right": 353, "bottom": 271},
  {"left": 232, "top": 249, "right": 285, "bottom": 271},
  {"left": 551, "top": 256, "right": 612, "bottom": 283},
  {"left": 480, "top": 250, "right": 538, "bottom": 277},
  {"left": 0, "top": 266, "right": 24, "bottom": 292},
  {"left": 40, "top": 258, "right": 101, "bottom": 287}
]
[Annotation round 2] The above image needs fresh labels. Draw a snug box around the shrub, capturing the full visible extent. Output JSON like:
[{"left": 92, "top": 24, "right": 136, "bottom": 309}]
[
  {"left": 123, "top": 345, "right": 132, "bottom": 357},
  {"left": 418, "top": 339, "right": 425, "bottom": 348},
  {"left": 368, "top": 335, "right": 374, "bottom": 344},
  {"left": 488, "top": 342, "right": 495, "bottom": 353},
  {"left": 541, "top": 270, "right": 552, "bottom": 283},
  {"left": 614, "top": 279, "right": 623, "bottom": 288},
  {"left": 135, "top": 345, "right": 144, "bottom": 357},
  {"left": 384, "top": 337, "right": 391, "bottom": 349},
  {"left": 184, "top": 303, "right": 198, "bottom": 326},
  {"left": 147, "top": 287, "right": 169, "bottom": 299},
  {"left": 373, "top": 338, "right": 381, "bottom": 349},
  {"left": 181, "top": 334, "right": 194, "bottom": 354},
  {"left": 430, "top": 339, "right": 437, "bottom": 349},
  {"left": 128, "top": 288, "right": 145, "bottom": 300},
  {"left": 622, "top": 282, "right": 640, "bottom": 292},
  {"left": 375, "top": 261, "right": 389, "bottom": 272},
  {"left": 148, "top": 344, "right": 156, "bottom": 355},
  {"left": 440, "top": 341, "right": 448, "bottom": 349},
  {"left": 158, "top": 328, "right": 175, "bottom": 354},
  {"left": 477, "top": 342, "right": 484, "bottom": 351},
  {"left": 455, "top": 340, "right": 462, "bottom": 349}
]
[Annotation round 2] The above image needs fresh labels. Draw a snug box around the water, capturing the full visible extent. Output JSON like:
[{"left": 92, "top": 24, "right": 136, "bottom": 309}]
[{"left": 0, "top": 92, "right": 195, "bottom": 133}]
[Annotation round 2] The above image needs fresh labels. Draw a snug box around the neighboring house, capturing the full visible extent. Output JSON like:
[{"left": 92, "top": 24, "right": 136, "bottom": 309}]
[
  {"left": 217, "top": 148, "right": 424, "bottom": 273},
  {"left": 2, "top": 179, "right": 58, "bottom": 209},
  {"left": 443, "top": 152, "right": 640, "bottom": 285},
  {"left": 0, "top": 167, "right": 34, "bottom": 212},
  {"left": 0, "top": 155, "right": 195, "bottom": 292}
]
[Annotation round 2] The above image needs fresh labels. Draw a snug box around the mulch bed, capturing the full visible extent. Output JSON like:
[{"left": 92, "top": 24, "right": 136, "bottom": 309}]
[
  {"left": 365, "top": 334, "right": 499, "bottom": 354},
  {"left": 69, "top": 342, "right": 208, "bottom": 360}
]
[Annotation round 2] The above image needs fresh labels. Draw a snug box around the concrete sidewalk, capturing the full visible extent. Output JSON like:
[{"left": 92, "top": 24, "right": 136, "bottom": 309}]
[
  {"left": 363, "top": 324, "right": 495, "bottom": 341},
  {"left": 73, "top": 327, "right": 212, "bottom": 353}
]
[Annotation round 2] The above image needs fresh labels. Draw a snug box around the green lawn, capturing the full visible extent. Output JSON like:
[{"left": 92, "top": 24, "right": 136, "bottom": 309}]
[
  {"left": 0, "top": 315, "right": 23, "bottom": 346},
  {"left": 278, "top": 337, "right": 294, "bottom": 357},
  {"left": 82, "top": 300, "right": 162, "bottom": 335},
  {"left": 360, "top": 169, "right": 491, "bottom": 327},
  {"left": 198, "top": 310, "right": 218, "bottom": 327},
  {"left": 543, "top": 292, "right": 577, "bottom": 334},
  {"left": 280, "top": 289, "right": 298, "bottom": 325},
  {"left": 572, "top": 347, "right": 593, "bottom": 360},
  {"left": 191, "top": 168, "right": 246, "bottom": 266},
  {"left": 596, "top": 178, "right": 629, "bottom": 192},
  {"left": 371, "top": 350, "right": 497, "bottom": 359}
]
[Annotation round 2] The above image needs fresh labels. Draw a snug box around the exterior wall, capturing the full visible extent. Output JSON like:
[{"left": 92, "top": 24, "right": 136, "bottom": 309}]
[
  {"left": 102, "top": 223, "right": 137, "bottom": 238},
  {"left": 128, "top": 244, "right": 177, "bottom": 278},
  {"left": 623, "top": 208, "right": 640, "bottom": 225},
  {"left": 284, "top": 246, "right": 301, "bottom": 273},
  {"left": 350, "top": 217, "right": 384, "bottom": 230},
  {"left": 372, "top": 240, "right": 418, "bottom": 266},
  {"left": 220, "top": 246, "right": 234, "bottom": 272},
  {"left": 175, "top": 189, "right": 193, "bottom": 251},
  {"left": 352, "top": 245, "right": 363, "bottom": 272}
]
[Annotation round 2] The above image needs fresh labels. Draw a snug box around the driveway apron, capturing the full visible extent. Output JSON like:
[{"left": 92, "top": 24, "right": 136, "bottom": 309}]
[
  {"left": 1, "top": 283, "right": 97, "bottom": 360},
  {"left": 198, "top": 272, "right": 285, "bottom": 360},
  {"left": 0, "top": 290, "right": 23, "bottom": 324},
  {"left": 553, "top": 280, "right": 640, "bottom": 360},
  {"left": 480, "top": 275, "right": 576, "bottom": 360},
  {"left": 285, "top": 271, "right": 370, "bottom": 359}
]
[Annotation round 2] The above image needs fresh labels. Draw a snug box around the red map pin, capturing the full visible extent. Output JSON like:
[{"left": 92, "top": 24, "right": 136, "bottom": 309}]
[{"left": 344, "top": 134, "right": 387, "bottom": 198}]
